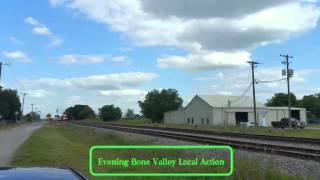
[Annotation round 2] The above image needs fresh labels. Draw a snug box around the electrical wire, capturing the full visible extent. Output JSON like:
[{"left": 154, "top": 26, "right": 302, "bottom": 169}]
[
  {"left": 229, "top": 83, "right": 253, "bottom": 103},
  {"left": 257, "top": 78, "right": 286, "bottom": 83}
]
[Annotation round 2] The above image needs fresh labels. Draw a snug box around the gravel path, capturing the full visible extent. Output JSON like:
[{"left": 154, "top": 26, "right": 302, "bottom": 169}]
[
  {"left": 73, "top": 124, "right": 320, "bottom": 180},
  {"left": 0, "top": 122, "right": 43, "bottom": 166}
]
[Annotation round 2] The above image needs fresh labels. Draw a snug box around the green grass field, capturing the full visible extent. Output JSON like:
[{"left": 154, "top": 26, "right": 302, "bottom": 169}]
[
  {"left": 86, "top": 119, "right": 320, "bottom": 138},
  {"left": 11, "top": 124, "right": 302, "bottom": 180},
  {"left": 307, "top": 123, "right": 320, "bottom": 128}
]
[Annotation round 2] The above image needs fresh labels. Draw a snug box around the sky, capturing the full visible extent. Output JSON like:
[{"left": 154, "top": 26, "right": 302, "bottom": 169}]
[{"left": 1, "top": 0, "right": 320, "bottom": 116}]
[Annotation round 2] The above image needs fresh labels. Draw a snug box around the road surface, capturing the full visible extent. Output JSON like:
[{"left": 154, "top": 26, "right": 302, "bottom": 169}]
[{"left": 0, "top": 122, "right": 43, "bottom": 166}]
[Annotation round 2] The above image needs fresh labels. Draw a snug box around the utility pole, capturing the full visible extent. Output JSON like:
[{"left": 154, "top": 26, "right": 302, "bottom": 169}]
[
  {"left": 247, "top": 61, "right": 260, "bottom": 127},
  {"left": 56, "top": 108, "right": 59, "bottom": 123},
  {"left": 31, "top": 104, "right": 35, "bottom": 121},
  {"left": 0, "top": 62, "right": 10, "bottom": 90},
  {"left": 21, "top": 93, "right": 27, "bottom": 119},
  {"left": 281, "top": 54, "right": 294, "bottom": 128}
]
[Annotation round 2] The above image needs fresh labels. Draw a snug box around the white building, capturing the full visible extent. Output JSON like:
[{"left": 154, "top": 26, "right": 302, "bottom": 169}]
[{"left": 164, "top": 95, "right": 307, "bottom": 127}]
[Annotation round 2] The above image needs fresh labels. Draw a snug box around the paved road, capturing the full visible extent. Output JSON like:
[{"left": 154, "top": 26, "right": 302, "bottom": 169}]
[{"left": 0, "top": 122, "right": 43, "bottom": 166}]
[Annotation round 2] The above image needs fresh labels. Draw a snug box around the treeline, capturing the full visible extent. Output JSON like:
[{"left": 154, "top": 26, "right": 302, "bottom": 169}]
[
  {"left": 65, "top": 90, "right": 320, "bottom": 123},
  {"left": 266, "top": 93, "right": 320, "bottom": 121},
  {"left": 0, "top": 88, "right": 41, "bottom": 122},
  {"left": 0, "top": 89, "right": 21, "bottom": 122},
  {"left": 3, "top": 87, "right": 320, "bottom": 123},
  {"left": 64, "top": 89, "right": 183, "bottom": 123}
]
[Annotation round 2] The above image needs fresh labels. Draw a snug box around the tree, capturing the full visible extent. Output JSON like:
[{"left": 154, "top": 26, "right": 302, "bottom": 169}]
[
  {"left": 138, "top": 89, "right": 183, "bottom": 123},
  {"left": 301, "top": 94, "right": 320, "bottom": 119},
  {"left": 0, "top": 89, "right": 21, "bottom": 121},
  {"left": 24, "top": 112, "right": 40, "bottom": 122},
  {"left": 46, "top": 113, "right": 52, "bottom": 120},
  {"left": 64, "top": 105, "right": 95, "bottom": 120},
  {"left": 99, "top": 105, "right": 122, "bottom": 121},
  {"left": 266, "top": 93, "right": 298, "bottom": 107},
  {"left": 125, "top": 108, "right": 135, "bottom": 119}
]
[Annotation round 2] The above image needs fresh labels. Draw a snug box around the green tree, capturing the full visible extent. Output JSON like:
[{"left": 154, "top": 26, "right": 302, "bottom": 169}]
[
  {"left": 64, "top": 105, "right": 95, "bottom": 120},
  {"left": 266, "top": 93, "right": 298, "bottom": 107},
  {"left": 99, "top": 105, "right": 122, "bottom": 121},
  {"left": 46, "top": 113, "right": 52, "bottom": 120},
  {"left": 138, "top": 89, "right": 183, "bottom": 123},
  {"left": 0, "top": 89, "right": 21, "bottom": 121},
  {"left": 125, "top": 108, "right": 135, "bottom": 119},
  {"left": 24, "top": 112, "right": 40, "bottom": 122},
  {"left": 301, "top": 94, "right": 320, "bottom": 119}
]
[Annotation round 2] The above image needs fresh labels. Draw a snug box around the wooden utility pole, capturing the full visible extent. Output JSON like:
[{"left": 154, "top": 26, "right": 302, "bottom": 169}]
[
  {"left": 281, "top": 54, "right": 294, "bottom": 128},
  {"left": 21, "top": 93, "right": 28, "bottom": 118},
  {"left": 247, "top": 61, "right": 260, "bottom": 127},
  {"left": 31, "top": 104, "right": 35, "bottom": 121},
  {"left": 0, "top": 62, "right": 10, "bottom": 90}
]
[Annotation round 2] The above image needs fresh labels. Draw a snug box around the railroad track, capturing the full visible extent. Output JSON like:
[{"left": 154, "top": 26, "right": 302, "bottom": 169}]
[
  {"left": 70, "top": 122, "right": 320, "bottom": 162},
  {"left": 74, "top": 121, "right": 320, "bottom": 145}
]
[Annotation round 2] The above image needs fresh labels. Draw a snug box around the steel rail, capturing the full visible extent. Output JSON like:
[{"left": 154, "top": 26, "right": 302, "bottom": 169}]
[
  {"left": 70, "top": 122, "right": 320, "bottom": 162},
  {"left": 75, "top": 122, "right": 320, "bottom": 145}
]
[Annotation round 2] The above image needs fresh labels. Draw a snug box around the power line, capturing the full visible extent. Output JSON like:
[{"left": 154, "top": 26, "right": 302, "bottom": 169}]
[
  {"left": 257, "top": 78, "right": 286, "bottom": 84},
  {"left": 229, "top": 83, "right": 253, "bottom": 103}
]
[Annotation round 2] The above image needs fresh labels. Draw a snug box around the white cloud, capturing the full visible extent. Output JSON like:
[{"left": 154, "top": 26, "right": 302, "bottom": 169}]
[
  {"left": 140, "top": 0, "right": 293, "bottom": 19},
  {"left": 25, "top": 16, "right": 63, "bottom": 47},
  {"left": 57, "top": 54, "right": 107, "bottom": 64},
  {"left": 25, "top": 17, "right": 52, "bottom": 36},
  {"left": 25, "top": 17, "right": 41, "bottom": 26},
  {"left": 2, "top": 51, "right": 31, "bottom": 63},
  {"left": 19, "top": 72, "right": 158, "bottom": 90},
  {"left": 99, "top": 89, "right": 147, "bottom": 97},
  {"left": 25, "top": 89, "right": 51, "bottom": 98},
  {"left": 157, "top": 51, "right": 251, "bottom": 71},
  {"left": 118, "top": 47, "right": 133, "bottom": 52},
  {"left": 50, "top": 0, "right": 320, "bottom": 71},
  {"left": 111, "top": 56, "right": 131, "bottom": 65},
  {"left": 33, "top": 26, "right": 51, "bottom": 36},
  {"left": 56, "top": 54, "right": 130, "bottom": 65},
  {"left": 63, "top": 96, "right": 84, "bottom": 108},
  {"left": 10, "top": 36, "right": 23, "bottom": 45},
  {"left": 49, "top": 0, "right": 66, "bottom": 7},
  {"left": 99, "top": 89, "right": 147, "bottom": 103},
  {"left": 47, "top": 36, "right": 64, "bottom": 47}
]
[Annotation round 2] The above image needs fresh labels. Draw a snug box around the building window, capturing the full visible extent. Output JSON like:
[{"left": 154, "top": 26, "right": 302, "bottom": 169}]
[
  {"left": 187, "top": 118, "right": 190, "bottom": 124},
  {"left": 191, "top": 118, "right": 194, "bottom": 124},
  {"left": 201, "top": 118, "right": 204, "bottom": 125},
  {"left": 206, "top": 118, "right": 210, "bottom": 124}
]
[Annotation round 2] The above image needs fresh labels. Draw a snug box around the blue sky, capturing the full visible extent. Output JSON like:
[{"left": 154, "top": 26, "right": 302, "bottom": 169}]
[{"left": 1, "top": 0, "right": 320, "bottom": 116}]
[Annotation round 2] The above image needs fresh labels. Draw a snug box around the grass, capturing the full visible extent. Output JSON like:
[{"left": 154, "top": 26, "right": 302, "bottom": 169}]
[
  {"left": 11, "top": 124, "right": 303, "bottom": 180},
  {"left": 84, "top": 119, "right": 320, "bottom": 138},
  {"left": 307, "top": 123, "right": 320, "bottom": 128}
]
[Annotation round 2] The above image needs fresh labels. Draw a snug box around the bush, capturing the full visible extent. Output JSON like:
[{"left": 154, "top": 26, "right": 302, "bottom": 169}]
[
  {"left": 64, "top": 105, "right": 95, "bottom": 120},
  {"left": 99, "top": 105, "right": 122, "bottom": 121}
]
